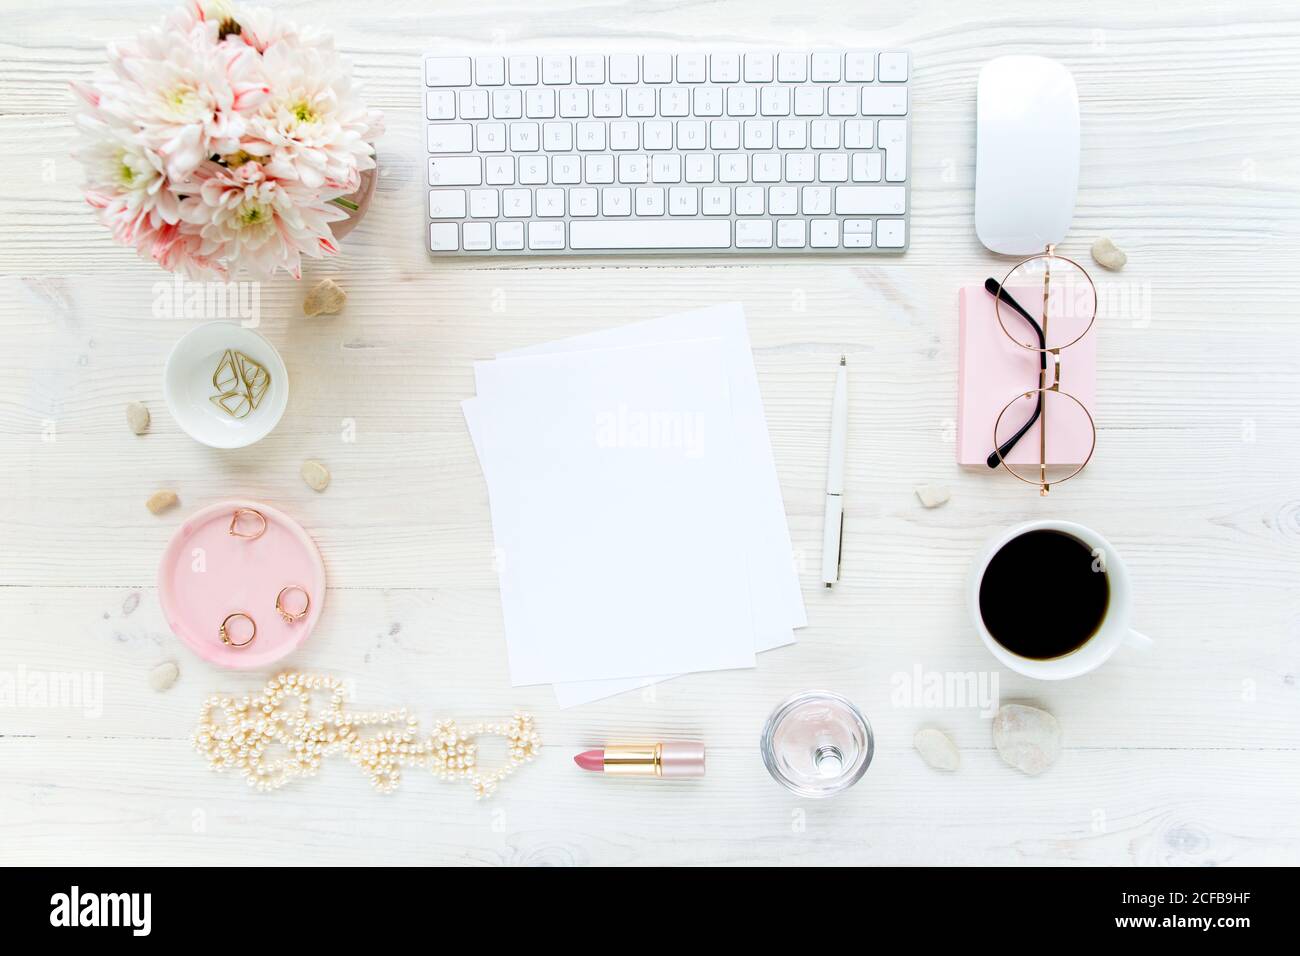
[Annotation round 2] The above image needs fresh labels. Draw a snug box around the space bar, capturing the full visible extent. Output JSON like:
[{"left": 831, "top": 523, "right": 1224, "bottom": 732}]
[{"left": 569, "top": 220, "right": 732, "bottom": 250}]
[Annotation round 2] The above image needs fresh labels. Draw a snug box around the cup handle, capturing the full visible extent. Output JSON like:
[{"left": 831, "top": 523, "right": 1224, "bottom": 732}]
[{"left": 1126, "top": 628, "right": 1154, "bottom": 650}]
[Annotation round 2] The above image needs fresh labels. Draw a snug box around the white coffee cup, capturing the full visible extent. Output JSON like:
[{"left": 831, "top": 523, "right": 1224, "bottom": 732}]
[{"left": 968, "top": 519, "right": 1152, "bottom": 679}]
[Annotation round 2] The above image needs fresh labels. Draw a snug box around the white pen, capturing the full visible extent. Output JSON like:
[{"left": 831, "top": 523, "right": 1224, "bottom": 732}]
[{"left": 821, "top": 355, "right": 848, "bottom": 588}]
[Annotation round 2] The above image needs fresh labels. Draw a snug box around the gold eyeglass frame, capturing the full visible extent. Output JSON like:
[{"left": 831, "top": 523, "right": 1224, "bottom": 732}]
[{"left": 991, "top": 244, "right": 1098, "bottom": 496}]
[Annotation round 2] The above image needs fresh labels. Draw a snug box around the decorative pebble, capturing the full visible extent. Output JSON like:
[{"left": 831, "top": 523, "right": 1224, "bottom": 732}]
[
  {"left": 126, "top": 401, "right": 150, "bottom": 435},
  {"left": 913, "top": 728, "right": 960, "bottom": 771},
  {"left": 1090, "top": 236, "right": 1127, "bottom": 271},
  {"left": 992, "top": 703, "right": 1061, "bottom": 776},
  {"left": 149, "top": 660, "right": 180, "bottom": 692},
  {"left": 301, "top": 459, "right": 330, "bottom": 492},
  {"left": 146, "top": 490, "right": 179, "bottom": 514},
  {"left": 914, "top": 483, "right": 951, "bottom": 508},
  {"left": 302, "top": 278, "right": 346, "bottom": 316}
]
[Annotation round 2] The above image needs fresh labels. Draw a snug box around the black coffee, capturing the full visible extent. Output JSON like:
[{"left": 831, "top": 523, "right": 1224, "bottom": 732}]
[{"left": 978, "top": 529, "right": 1109, "bottom": 660}]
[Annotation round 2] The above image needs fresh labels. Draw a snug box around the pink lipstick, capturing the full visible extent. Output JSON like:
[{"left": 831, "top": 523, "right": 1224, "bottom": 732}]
[{"left": 574, "top": 741, "right": 706, "bottom": 778}]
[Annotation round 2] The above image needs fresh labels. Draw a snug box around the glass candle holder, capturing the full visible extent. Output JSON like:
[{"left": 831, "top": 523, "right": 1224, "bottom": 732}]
[{"left": 760, "top": 690, "right": 874, "bottom": 798}]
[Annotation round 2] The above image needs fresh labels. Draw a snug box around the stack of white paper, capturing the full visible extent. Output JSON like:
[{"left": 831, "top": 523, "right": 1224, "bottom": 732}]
[{"left": 463, "top": 303, "right": 805, "bottom": 707}]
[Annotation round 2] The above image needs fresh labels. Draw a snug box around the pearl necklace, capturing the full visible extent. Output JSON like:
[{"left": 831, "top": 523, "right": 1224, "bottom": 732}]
[{"left": 192, "top": 673, "right": 540, "bottom": 799}]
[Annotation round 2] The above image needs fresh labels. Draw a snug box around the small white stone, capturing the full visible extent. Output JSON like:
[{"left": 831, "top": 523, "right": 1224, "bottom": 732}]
[
  {"left": 126, "top": 401, "right": 150, "bottom": 435},
  {"left": 992, "top": 703, "right": 1061, "bottom": 776},
  {"left": 913, "top": 728, "right": 960, "bottom": 771},
  {"left": 914, "top": 483, "right": 951, "bottom": 508},
  {"left": 149, "top": 660, "right": 179, "bottom": 692},
  {"left": 300, "top": 459, "right": 330, "bottom": 492},
  {"left": 1090, "top": 236, "right": 1127, "bottom": 271}
]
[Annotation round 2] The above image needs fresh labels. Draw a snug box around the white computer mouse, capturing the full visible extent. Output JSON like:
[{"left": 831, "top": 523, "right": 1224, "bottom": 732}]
[{"left": 975, "top": 55, "right": 1080, "bottom": 255}]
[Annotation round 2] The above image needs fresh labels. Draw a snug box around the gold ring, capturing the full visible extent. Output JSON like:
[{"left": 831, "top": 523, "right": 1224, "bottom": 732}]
[
  {"left": 228, "top": 508, "right": 268, "bottom": 540},
  {"left": 219, "top": 612, "right": 257, "bottom": 648},
  {"left": 275, "top": 585, "right": 310, "bottom": 623}
]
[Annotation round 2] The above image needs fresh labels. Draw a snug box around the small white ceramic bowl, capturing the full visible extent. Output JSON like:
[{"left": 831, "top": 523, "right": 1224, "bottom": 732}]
[{"left": 163, "top": 322, "right": 289, "bottom": 449}]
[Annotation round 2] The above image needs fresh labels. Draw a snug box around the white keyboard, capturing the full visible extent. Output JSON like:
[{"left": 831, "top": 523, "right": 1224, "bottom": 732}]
[{"left": 422, "top": 49, "right": 910, "bottom": 257}]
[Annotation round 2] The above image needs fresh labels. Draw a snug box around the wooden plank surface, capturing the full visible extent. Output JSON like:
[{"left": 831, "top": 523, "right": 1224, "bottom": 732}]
[{"left": 2, "top": 0, "right": 1299, "bottom": 866}]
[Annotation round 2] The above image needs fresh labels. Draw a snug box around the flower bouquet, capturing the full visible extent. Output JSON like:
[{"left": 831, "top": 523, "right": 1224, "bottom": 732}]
[{"left": 72, "top": 1, "right": 383, "bottom": 279}]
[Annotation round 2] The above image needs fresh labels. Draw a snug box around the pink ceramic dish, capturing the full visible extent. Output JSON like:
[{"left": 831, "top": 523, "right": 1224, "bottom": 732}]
[{"left": 158, "top": 499, "right": 326, "bottom": 669}]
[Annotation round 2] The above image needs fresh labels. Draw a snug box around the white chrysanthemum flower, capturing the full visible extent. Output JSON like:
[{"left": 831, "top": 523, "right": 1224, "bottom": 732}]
[
  {"left": 245, "top": 38, "right": 382, "bottom": 193},
  {"left": 181, "top": 160, "right": 347, "bottom": 278}
]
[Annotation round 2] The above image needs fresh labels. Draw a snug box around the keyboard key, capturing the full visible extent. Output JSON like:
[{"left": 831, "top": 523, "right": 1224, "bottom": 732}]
[
  {"left": 425, "top": 91, "right": 455, "bottom": 120},
  {"left": 743, "top": 52, "right": 773, "bottom": 82},
  {"left": 528, "top": 221, "right": 565, "bottom": 249},
  {"left": 576, "top": 122, "right": 606, "bottom": 150},
  {"left": 794, "top": 87, "right": 824, "bottom": 116},
  {"left": 459, "top": 89, "right": 489, "bottom": 119},
  {"left": 618, "top": 154, "right": 648, "bottom": 183},
  {"left": 819, "top": 154, "right": 848, "bottom": 182},
  {"left": 508, "top": 55, "right": 538, "bottom": 85},
  {"left": 677, "top": 121, "right": 707, "bottom": 150},
  {"left": 828, "top": 87, "right": 857, "bottom": 116},
  {"left": 743, "top": 120, "right": 774, "bottom": 149},
  {"left": 777, "top": 52, "right": 808, "bottom": 82},
  {"left": 710, "top": 53, "right": 740, "bottom": 83},
  {"left": 735, "top": 186, "right": 764, "bottom": 215},
  {"left": 475, "top": 56, "right": 505, "bottom": 86},
  {"left": 810, "top": 119, "right": 840, "bottom": 148},
  {"left": 694, "top": 87, "right": 724, "bottom": 116},
  {"left": 752, "top": 154, "right": 781, "bottom": 182},
  {"left": 844, "top": 218, "right": 872, "bottom": 248},
  {"left": 463, "top": 221, "right": 492, "bottom": 250},
  {"left": 677, "top": 53, "right": 707, "bottom": 83},
  {"left": 835, "top": 185, "right": 906, "bottom": 215},
  {"left": 593, "top": 89, "right": 622, "bottom": 117},
  {"left": 652, "top": 155, "right": 682, "bottom": 182},
  {"left": 710, "top": 120, "right": 740, "bottom": 150},
  {"left": 536, "top": 188, "right": 565, "bottom": 216},
  {"left": 635, "top": 187, "right": 665, "bottom": 215},
  {"left": 610, "top": 121, "right": 640, "bottom": 150},
  {"left": 542, "top": 55, "right": 572, "bottom": 84},
  {"left": 685, "top": 154, "right": 714, "bottom": 182},
  {"left": 543, "top": 121, "right": 572, "bottom": 151},
  {"left": 570, "top": 187, "right": 599, "bottom": 216},
  {"left": 468, "top": 189, "right": 499, "bottom": 217},
  {"left": 526, "top": 89, "right": 556, "bottom": 118},
  {"left": 878, "top": 51, "right": 908, "bottom": 82},
  {"left": 644, "top": 121, "right": 673, "bottom": 150},
  {"left": 777, "top": 219, "right": 807, "bottom": 248},
  {"left": 627, "top": 88, "right": 656, "bottom": 116},
  {"left": 602, "top": 186, "right": 632, "bottom": 216},
  {"left": 510, "top": 122, "right": 540, "bottom": 151},
  {"left": 769, "top": 186, "right": 798, "bottom": 215},
  {"left": 485, "top": 156, "right": 515, "bottom": 185},
  {"left": 610, "top": 54, "right": 638, "bottom": 83},
  {"left": 669, "top": 186, "right": 698, "bottom": 215},
  {"left": 427, "top": 123, "right": 473, "bottom": 153},
  {"left": 785, "top": 153, "right": 814, "bottom": 182},
  {"left": 428, "top": 157, "right": 482, "bottom": 186},
  {"left": 876, "top": 219, "right": 906, "bottom": 248},
  {"left": 736, "top": 220, "right": 773, "bottom": 247},
  {"left": 492, "top": 89, "right": 522, "bottom": 118},
  {"left": 553, "top": 155, "right": 581, "bottom": 184},
  {"left": 429, "top": 222, "right": 458, "bottom": 250},
  {"left": 476, "top": 123, "right": 506, "bottom": 152},
  {"left": 811, "top": 52, "right": 841, "bottom": 82},
  {"left": 760, "top": 87, "right": 791, "bottom": 116},
  {"left": 519, "top": 155, "right": 547, "bottom": 184},
  {"left": 878, "top": 118, "right": 907, "bottom": 181},
  {"left": 719, "top": 153, "right": 747, "bottom": 182},
  {"left": 576, "top": 54, "right": 605, "bottom": 84},
  {"left": 727, "top": 87, "right": 757, "bottom": 116},
  {"left": 852, "top": 152, "right": 882, "bottom": 181},
  {"left": 810, "top": 219, "right": 839, "bottom": 247},
  {"left": 496, "top": 221, "right": 524, "bottom": 250},
  {"left": 802, "top": 185, "right": 832, "bottom": 215},
  {"left": 502, "top": 188, "right": 532, "bottom": 217},
  {"left": 559, "top": 89, "right": 589, "bottom": 118},
  {"left": 425, "top": 57, "right": 471, "bottom": 87},
  {"left": 661, "top": 87, "right": 689, "bottom": 117},
  {"left": 844, "top": 120, "right": 874, "bottom": 149},
  {"left": 702, "top": 186, "right": 731, "bottom": 214},
  {"left": 845, "top": 52, "right": 874, "bottom": 82},
  {"left": 569, "top": 220, "right": 731, "bottom": 249},
  {"left": 585, "top": 155, "right": 614, "bottom": 183},
  {"left": 642, "top": 53, "right": 672, "bottom": 83},
  {"left": 862, "top": 87, "right": 907, "bottom": 115}
]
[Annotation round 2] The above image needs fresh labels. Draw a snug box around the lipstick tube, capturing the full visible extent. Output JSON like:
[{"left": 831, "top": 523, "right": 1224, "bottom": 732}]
[{"left": 575, "top": 741, "right": 705, "bottom": 778}]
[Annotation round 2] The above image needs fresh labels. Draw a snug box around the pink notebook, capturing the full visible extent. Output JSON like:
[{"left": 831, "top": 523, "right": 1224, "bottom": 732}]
[{"left": 957, "top": 285, "right": 1096, "bottom": 467}]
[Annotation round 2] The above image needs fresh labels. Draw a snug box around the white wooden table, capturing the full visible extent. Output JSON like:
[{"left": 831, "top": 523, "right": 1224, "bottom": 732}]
[{"left": 3, "top": 0, "right": 1299, "bottom": 867}]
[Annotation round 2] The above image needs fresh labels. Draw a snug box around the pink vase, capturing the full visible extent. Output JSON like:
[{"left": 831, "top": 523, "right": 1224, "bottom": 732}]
[{"left": 329, "top": 160, "right": 379, "bottom": 242}]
